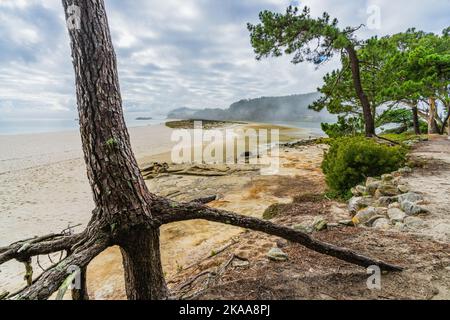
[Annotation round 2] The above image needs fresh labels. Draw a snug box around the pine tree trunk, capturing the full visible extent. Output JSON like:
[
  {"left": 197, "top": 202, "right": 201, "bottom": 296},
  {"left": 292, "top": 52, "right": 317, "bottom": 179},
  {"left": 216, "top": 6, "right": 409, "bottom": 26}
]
[
  {"left": 428, "top": 97, "right": 439, "bottom": 134},
  {"left": 119, "top": 228, "right": 168, "bottom": 300},
  {"left": 412, "top": 105, "right": 421, "bottom": 135},
  {"left": 62, "top": 0, "right": 167, "bottom": 299},
  {"left": 345, "top": 46, "right": 376, "bottom": 137}
]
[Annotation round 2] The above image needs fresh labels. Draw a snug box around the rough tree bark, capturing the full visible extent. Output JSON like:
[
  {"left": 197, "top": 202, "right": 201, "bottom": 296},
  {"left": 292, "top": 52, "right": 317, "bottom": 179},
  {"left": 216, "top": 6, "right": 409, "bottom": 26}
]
[
  {"left": 345, "top": 46, "right": 376, "bottom": 137},
  {"left": 62, "top": 0, "right": 167, "bottom": 300},
  {"left": 411, "top": 105, "right": 421, "bottom": 135},
  {"left": 428, "top": 97, "right": 440, "bottom": 134},
  {"left": 0, "top": 0, "right": 403, "bottom": 301}
]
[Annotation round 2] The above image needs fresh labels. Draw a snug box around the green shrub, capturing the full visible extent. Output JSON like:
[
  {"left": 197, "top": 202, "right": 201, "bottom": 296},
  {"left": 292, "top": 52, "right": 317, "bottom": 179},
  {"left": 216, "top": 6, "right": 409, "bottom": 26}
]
[{"left": 321, "top": 137, "right": 406, "bottom": 198}]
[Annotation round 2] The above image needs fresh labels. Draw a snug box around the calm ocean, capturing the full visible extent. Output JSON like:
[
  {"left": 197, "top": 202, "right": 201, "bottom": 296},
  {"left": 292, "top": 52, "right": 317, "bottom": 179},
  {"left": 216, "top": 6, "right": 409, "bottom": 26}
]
[{"left": 0, "top": 116, "right": 167, "bottom": 135}]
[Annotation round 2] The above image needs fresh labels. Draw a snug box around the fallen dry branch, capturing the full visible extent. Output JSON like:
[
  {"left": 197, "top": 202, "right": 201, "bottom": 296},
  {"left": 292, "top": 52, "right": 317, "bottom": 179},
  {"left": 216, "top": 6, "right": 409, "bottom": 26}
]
[{"left": 154, "top": 197, "right": 404, "bottom": 272}]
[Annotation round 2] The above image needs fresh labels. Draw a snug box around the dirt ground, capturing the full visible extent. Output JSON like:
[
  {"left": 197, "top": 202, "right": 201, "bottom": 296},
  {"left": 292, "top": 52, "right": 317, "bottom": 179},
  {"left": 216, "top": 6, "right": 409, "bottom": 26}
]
[{"left": 168, "top": 137, "right": 450, "bottom": 300}]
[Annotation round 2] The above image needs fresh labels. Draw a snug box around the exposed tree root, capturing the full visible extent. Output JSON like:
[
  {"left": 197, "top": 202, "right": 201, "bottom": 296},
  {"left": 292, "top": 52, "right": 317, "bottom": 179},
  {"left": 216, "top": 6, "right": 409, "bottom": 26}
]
[
  {"left": 10, "top": 235, "right": 109, "bottom": 300},
  {"left": 1, "top": 194, "right": 404, "bottom": 300},
  {"left": 154, "top": 197, "right": 404, "bottom": 272}
]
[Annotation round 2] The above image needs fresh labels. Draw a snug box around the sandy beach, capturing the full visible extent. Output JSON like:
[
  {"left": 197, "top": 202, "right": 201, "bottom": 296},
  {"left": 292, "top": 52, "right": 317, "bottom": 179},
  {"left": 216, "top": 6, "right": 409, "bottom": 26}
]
[{"left": 0, "top": 121, "right": 319, "bottom": 297}]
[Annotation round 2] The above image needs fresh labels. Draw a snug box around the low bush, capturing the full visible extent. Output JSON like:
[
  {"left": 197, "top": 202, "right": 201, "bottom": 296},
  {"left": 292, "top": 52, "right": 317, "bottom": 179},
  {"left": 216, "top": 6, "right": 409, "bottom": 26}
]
[{"left": 321, "top": 136, "right": 407, "bottom": 198}]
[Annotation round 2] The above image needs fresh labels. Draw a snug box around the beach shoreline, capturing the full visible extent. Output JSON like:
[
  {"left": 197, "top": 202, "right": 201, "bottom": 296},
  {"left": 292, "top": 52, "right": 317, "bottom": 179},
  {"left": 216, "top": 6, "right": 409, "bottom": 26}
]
[{"left": 0, "top": 121, "right": 319, "bottom": 296}]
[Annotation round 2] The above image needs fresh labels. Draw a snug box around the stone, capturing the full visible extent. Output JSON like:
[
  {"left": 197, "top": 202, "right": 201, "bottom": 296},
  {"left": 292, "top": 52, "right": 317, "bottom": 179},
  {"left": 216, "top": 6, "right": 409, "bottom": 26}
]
[
  {"left": 293, "top": 224, "right": 313, "bottom": 234},
  {"left": 327, "top": 223, "right": 339, "bottom": 229},
  {"left": 388, "top": 202, "right": 401, "bottom": 209},
  {"left": 375, "top": 207, "right": 388, "bottom": 216},
  {"left": 232, "top": 260, "right": 250, "bottom": 268},
  {"left": 398, "top": 166, "right": 413, "bottom": 174},
  {"left": 374, "top": 196, "right": 398, "bottom": 207},
  {"left": 377, "top": 183, "right": 400, "bottom": 196},
  {"left": 276, "top": 239, "right": 289, "bottom": 248},
  {"left": 313, "top": 218, "right": 328, "bottom": 231},
  {"left": 387, "top": 208, "right": 406, "bottom": 222},
  {"left": 356, "top": 185, "right": 367, "bottom": 194},
  {"left": 401, "top": 200, "right": 428, "bottom": 216},
  {"left": 397, "top": 185, "right": 410, "bottom": 193},
  {"left": 267, "top": 248, "right": 288, "bottom": 262},
  {"left": 366, "top": 177, "right": 380, "bottom": 186},
  {"left": 352, "top": 207, "right": 378, "bottom": 225},
  {"left": 374, "top": 189, "right": 383, "bottom": 199},
  {"left": 398, "top": 192, "right": 424, "bottom": 204},
  {"left": 366, "top": 178, "right": 381, "bottom": 196},
  {"left": 366, "top": 215, "right": 387, "bottom": 226},
  {"left": 381, "top": 174, "right": 394, "bottom": 182},
  {"left": 338, "top": 219, "right": 354, "bottom": 226},
  {"left": 394, "top": 222, "right": 406, "bottom": 230},
  {"left": 348, "top": 196, "right": 373, "bottom": 215},
  {"left": 372, "top": 218, "right": 391, "bottom": 229}
]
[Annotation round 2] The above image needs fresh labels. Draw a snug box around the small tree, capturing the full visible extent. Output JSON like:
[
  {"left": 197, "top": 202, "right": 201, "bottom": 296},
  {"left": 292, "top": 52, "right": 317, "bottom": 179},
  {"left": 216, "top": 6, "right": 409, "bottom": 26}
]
[{"left": 247, "top": 6, "right": 376, "bottom": 136}]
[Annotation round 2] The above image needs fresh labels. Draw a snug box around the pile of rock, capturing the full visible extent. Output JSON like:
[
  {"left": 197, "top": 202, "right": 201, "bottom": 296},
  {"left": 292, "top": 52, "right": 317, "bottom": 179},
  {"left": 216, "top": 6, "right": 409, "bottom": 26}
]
[{"left": 348, "top": 167, "right": 428, "bottom": 230}]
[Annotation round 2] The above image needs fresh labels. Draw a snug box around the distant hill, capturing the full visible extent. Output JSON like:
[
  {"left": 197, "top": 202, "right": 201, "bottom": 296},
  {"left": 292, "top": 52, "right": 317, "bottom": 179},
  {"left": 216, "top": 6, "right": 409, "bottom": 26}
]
[{"left": 167, "top": 92, "right": 335, "bottom": 122}]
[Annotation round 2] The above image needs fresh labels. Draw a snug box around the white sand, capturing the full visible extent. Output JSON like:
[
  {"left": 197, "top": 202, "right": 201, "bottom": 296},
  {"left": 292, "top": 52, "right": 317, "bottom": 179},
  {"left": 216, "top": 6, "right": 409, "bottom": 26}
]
[{"left": 0, "top": 124, "right": 176, "bottom": 293}]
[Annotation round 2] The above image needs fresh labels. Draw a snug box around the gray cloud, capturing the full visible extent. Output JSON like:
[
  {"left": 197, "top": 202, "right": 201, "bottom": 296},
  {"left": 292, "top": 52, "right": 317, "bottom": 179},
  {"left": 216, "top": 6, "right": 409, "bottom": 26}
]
[{"left": 0, "top": 0, "right": 448, "bottom": 119}]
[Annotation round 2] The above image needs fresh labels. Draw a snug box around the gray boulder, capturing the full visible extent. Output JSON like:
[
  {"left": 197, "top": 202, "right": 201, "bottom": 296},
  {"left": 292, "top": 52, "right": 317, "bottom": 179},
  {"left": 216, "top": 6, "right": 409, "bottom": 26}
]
[
  {"left": 377, "top": 183, "right": 400, "bottom": 197},
  {"left": 353, "top": 207, "right": 378, "bottom": 225},
  {"left": 398, "top": 192, "right": 424, "bottom": 204},
  {"left": 387, "top": 208, "right": 406, "bottom": 222},
  {"left": 388, "top": 202, "right": 401, "bottom": 209},
  {"left": 366, "top": 178, "right": 381, "bottom": 196},
  {"left": 372, "top": 218, "right": 391, "bottom": 229},
  {"left": 401, "top": 200, "right": 428, "bottom": 216},
  {"left": 348, "top": 196, "right": 373, "bottom": 215},
  {"left": 375, "top": 196, "right": 398, "bottom": 207}
]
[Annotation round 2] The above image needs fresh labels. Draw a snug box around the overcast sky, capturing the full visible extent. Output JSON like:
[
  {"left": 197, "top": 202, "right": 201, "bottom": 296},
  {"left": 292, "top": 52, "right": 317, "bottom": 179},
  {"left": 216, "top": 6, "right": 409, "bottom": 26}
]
[{"left": 0, "top": 0, "right": 448, "bottom": 119}]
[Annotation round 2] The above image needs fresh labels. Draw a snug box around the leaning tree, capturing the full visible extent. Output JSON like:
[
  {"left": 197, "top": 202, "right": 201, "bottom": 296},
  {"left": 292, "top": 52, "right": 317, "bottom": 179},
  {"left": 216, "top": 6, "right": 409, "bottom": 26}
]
[
  {"left": 247, "top": 6, "right": 376, "bottom": 137},
  {"left": 0, "top": 0, "right": 402, "bottom": 300}
]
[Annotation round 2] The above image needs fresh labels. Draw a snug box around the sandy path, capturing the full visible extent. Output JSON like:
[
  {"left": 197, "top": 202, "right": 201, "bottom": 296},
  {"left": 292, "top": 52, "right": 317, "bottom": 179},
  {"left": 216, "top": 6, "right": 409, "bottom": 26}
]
[{"left": 403, "top": 135, "right": 450, "bottom": 242}]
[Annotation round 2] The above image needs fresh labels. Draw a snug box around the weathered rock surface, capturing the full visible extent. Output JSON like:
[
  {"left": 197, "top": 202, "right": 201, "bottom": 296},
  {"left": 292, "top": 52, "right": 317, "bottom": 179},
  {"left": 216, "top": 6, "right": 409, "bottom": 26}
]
[
  {"left": 313, "top": 218, "right": 328, "bottom": 231},
  {"left": 388, "top": 208, "right": 406, "bottom": 222},
  {"left": 267, "top": 248, "right": 288, "bottom": 262},
  {"left": 401, "top": 200, "right": 428, "bottom": 216},
  {"left": 398, "top": 192, "right": 424, "bottom": 204},
  {"left": 372, "top": 218, "right": 391, "bottom": 229},
  {"left": 348, "top": 196, "right": 373, "bottom": 215},
  {"left": 352, "top": 207, "right": 378, "bottom": 225},
  {"left": 377, "top": 183, "right": 400, "bottom": 196}
]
